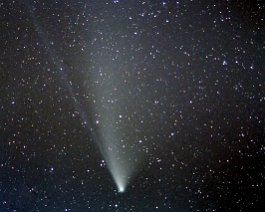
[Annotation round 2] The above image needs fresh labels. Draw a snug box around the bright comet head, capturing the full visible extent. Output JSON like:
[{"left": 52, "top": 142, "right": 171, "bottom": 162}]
[{"left": 118, "top": 186, "right": 125, "bottom": 193}]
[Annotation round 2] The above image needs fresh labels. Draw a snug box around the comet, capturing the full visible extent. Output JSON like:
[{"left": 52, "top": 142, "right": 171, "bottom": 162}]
[{"left": 27, "top": 0, "right": 142, "bottom": 193}]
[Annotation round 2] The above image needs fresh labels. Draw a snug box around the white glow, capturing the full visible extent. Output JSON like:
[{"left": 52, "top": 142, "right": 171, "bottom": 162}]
[
  {"left": 118, "top": 186, "right": 125, "bottom": 193},
  {"left": 87, "top": 46, "right": 145, "bottom": 193},
  {"left": 114, "top": 175, "right": 126, "bottom": 193},
  {"left": 89, "top": 91, "right": 143, "bottom": 193},
  {"left": 107, "top": 153, "right": 130, "bottom": 193}
]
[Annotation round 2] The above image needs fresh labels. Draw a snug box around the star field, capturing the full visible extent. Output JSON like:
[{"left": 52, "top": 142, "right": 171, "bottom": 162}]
[{"left": 1, "top": 0, "right": 265, "bottom": 211}]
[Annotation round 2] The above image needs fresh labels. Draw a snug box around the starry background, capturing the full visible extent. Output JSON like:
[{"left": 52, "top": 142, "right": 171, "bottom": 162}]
[{"left": 1, "top": 0, "right": 265, "bottom": 211}]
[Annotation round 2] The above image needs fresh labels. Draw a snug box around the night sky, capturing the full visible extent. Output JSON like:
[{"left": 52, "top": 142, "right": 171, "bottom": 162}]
[{"left": 1, "top": 0, "right": 265, "bottom": 211}]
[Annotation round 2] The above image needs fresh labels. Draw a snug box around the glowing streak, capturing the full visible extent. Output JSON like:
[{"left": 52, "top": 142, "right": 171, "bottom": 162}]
[{"left": 26, "top": 2, "right": 92, "bottom": 131}]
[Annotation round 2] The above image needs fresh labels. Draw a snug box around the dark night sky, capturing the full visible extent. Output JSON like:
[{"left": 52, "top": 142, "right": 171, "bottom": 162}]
[{"left": 1, "top": 0, "right": 265, "bottom": 211}]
